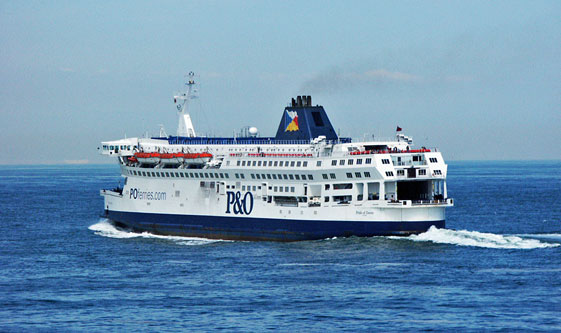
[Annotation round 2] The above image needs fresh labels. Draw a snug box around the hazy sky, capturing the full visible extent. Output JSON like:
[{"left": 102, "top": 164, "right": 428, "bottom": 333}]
[{"left": 1, "top": 1, "right": 560, "bottom": 164}]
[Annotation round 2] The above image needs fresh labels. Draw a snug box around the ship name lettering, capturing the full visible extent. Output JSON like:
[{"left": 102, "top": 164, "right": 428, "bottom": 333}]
[{"left": 226, "top": 191, "right": 254, "bottom": 215}]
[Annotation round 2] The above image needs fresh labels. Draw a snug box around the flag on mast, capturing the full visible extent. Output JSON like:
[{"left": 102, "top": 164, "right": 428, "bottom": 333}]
[{"left": 396, "top": 126, "right": 402, "bottom": 132}]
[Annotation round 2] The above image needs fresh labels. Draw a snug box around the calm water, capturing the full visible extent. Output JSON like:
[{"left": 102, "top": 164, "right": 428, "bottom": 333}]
[{"left": 1, "top": 161, "right": 560, "bottom": 331}]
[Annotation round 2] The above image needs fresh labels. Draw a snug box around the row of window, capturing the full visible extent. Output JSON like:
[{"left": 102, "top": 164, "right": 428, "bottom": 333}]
[
  {"left": 320, "top": 171, "right": 372, "bottom": 180},
  {"left": 394, "top": 169, "right": 428, "bottom": 176},
  {"left": 128, "top": 169, "right": 231, "bottom": 179},
  {"left": 235, "top": 160, "right": 310, "bottom": 168},
  {"left": 331, "top": 158, "right": 374, "bottom": 166},
  {"left": 272, "top": 186, "right": 296, "bottom": 193},
  {"left": 127, "top": 168, "right": 437, "bottom": 180},
  {"left": 103, "top": 144, "right": 134, "bottom": 151},
  {"left": 128, "top": 168, "right": 376, "bottom": 181},
  {"left": 429, "top": 157, "right": 438, "bottom": 163},
  {"left": 248, "top": 173, "right": 313, "bottom": 181},
  {"left": 231, "top": 157, "right": 381, "bottom": 169},
  {"left": 226, "top": 184, "right": 297, "bottom": 194}
]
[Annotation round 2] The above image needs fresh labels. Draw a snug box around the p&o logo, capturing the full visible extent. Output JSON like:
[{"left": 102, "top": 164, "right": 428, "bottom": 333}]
[{"left": 225, "top": 191, "right": 254, "bottom": 215}]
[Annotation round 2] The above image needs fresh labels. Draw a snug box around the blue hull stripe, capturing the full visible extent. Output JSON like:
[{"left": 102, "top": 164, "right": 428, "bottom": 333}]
[{"left": 107, "top": 210, "right": 445, "bottom": 241}]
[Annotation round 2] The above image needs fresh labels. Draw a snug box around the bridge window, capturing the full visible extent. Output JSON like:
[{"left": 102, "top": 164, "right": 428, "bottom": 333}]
[
  {"left": 355, "top": 172, "right": 361, "bottom": 178},
  {"left": 339, "top": 160, "right": 345, "bottom": 166},
  {"left": 429, "top": 157, "right": 438, "bottom": 163},
  {"left": 385, "top": 171, "right": 394, "bottom": 177},
  {"left": 366, "top": 158, "right": 372, "bottom": 164},
  {"left": 274, "top": 161, "right": 278, "bottom": 167},
  {"left": 357, "top": 159, "right": 362, "bottom": 165},
  {"left": 364, "top": 172, "right": 371, "bottom": 177},
  {"left": 348, "top": 159, "right": 354, "bottom": 165},
  {"left": 346, "top": 173, "right": 352, "bottom": 178},
  {"left": 331, "top": 160, "right": 337, "bottom": 166},
  {"left": 317, "top": 161, "right": 322, "bottom": 167},
  {"left": 308, "top": 175, "right": 314, "bottom": 180},
  {"left": 296, "top": 161, "right": 301, "bottom": 167},
  {"left": 419, "top": 169, "right": 426, "bottom": 176},
  {"left": 303, "top": 161, "right": 308, "bottom": 167},
  {"left": 279, "top": 161, "right": 284, "bottom": 167},
  {"left": 382, "top": 159, "right": 391, "bottom": 165},
  {"left": 330, "top": 173, "right": 336, "bottom": 179},
  {"left": 295, "top": 175, "right": 300, "bottom": 180},
  {"left": 322, "top": 174, "right": 328, "bottom": 179}
]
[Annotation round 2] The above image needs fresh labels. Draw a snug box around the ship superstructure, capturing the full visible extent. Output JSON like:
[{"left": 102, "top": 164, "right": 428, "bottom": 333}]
[{"left": 100, "top": 73, "right": 453, "bottom": 241}]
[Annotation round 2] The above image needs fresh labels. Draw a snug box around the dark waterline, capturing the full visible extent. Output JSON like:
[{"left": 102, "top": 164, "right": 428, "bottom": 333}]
[{"left": 0, "top": 161, "right": 560, "bottom": 331}]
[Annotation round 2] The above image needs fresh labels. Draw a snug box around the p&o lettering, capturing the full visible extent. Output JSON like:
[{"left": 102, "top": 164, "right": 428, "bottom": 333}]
[{"left": 225, "top": 191, "right": 254, "bottom": 215}]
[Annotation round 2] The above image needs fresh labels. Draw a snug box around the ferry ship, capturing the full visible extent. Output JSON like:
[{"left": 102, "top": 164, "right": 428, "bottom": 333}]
[{"left": 100, "top": 73, "right": 453, "bottom": 241}]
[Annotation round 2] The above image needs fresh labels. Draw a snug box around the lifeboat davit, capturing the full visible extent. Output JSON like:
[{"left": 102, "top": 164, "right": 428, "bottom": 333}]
[
  {"left": 134, "top": 152, "right": 160, "bottom": 164},
  {"left": 159, "top": 153, "right": 185, "bottom": 165},
  {"left": 183, "top": 152, "right": 213, "bottom": 165}
]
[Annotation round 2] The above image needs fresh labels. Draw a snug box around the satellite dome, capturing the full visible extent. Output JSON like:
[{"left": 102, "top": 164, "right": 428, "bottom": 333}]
[{"left": 249, "top": 127, "right": 259, "bottom": 137}]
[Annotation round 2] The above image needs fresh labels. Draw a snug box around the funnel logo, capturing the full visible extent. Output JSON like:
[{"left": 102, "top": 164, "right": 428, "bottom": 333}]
[{"left": 284, "top": 111, "right": 299, "bottom": 132}]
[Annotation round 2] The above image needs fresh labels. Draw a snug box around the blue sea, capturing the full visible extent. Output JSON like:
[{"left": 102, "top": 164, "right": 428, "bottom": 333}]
[{"left": 1, "top": 161, "right": 560, "bottom": 331}]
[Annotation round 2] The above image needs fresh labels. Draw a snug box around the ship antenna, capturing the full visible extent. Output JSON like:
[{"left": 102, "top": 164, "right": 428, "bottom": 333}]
[{"left": 174, "top": 71, "right": 198, "bottom": 137}]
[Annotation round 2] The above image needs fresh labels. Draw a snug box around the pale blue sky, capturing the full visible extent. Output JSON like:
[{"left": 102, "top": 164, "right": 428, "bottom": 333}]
[{"left": 1, "top": 1, "right": 560, "bottom": 164}]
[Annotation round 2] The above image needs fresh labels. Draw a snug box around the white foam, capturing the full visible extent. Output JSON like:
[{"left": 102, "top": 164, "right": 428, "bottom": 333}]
[
  {"left": 88, "top": 219, "right": 224, "bottom": 246},
  {"left": 516, "top": 233, "right": 561, "bottom": 242},
  {"left": 393, "top": 226, "right": 560, "bottom": 249}
]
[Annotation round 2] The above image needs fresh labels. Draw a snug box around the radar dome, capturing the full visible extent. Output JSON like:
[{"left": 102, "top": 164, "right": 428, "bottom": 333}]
[{"left": 249, "top": 127, "right": 259, "bottom": 137}]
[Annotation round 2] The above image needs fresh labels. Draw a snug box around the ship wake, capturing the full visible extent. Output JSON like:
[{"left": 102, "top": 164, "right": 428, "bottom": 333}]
[
  {"left": 390, "top": 226, "right": 560, "bottom": 249},
  {"left": 89, "top": 219, "right": 224, "bottom": 246}
]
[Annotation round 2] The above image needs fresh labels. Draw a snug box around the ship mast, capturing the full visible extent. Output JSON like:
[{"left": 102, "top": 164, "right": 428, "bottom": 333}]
[{"left": 174, "top": 71, "right": 197, "bottom": 137}]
